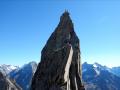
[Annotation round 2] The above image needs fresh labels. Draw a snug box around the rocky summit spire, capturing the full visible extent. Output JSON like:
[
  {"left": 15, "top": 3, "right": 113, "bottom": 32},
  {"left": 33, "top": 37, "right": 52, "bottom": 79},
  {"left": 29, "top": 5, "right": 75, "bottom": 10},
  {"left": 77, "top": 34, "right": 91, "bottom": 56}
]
[
  {"left": 57, "top": 11, "right": 74, "bottom": 32},
  {"left": 31, "top": 12, "right": 85, "bottom": 90}
]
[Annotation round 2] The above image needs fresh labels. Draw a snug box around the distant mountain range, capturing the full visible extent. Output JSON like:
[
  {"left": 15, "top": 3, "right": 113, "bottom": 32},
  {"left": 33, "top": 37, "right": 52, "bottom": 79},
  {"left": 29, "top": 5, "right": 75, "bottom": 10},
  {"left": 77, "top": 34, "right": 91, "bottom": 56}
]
[
  {"left": 0, "top": 62, "right": 120, "bottom": 90},
  {"left": 9, "top": 62, "right": 37, "bottom": 90},
  {"left": 0, "top": 64, "right": 19, "bottom": 76},
  {"left": 0, "top": 62, "right": 37, "bottom": 90},
  {"left": 82, "top": 62, "right": 120, "bottom": 90}
]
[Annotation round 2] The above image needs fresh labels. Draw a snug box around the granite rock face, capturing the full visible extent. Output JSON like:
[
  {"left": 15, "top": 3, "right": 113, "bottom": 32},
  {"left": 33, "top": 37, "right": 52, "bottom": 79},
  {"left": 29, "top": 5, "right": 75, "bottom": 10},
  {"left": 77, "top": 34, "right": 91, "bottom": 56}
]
[{"left": 31, "top": 11, "right": 85, "bottom": 90}]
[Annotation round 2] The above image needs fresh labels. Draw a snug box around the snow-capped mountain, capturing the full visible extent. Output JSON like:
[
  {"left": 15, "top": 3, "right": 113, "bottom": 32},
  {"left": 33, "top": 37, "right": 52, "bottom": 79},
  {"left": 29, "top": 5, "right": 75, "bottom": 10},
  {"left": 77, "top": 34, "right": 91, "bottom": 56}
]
[
  {"left": 111, "top": 67, "right": 120, "bottom": 77},
  {"left": 9, "top": 61, "right": 37, "bottom": 90},
  {"left": 0, "top": 64, "right": 19, "bottom": 76},
  {"left": 1, "top": 61, "right": 120, "bottom": 90},
  {"left": 84, "top": 62, "right": 120, "bottom": 78},
  {"left": 82, "top": 62, "right": 120, "bottom": 90}
]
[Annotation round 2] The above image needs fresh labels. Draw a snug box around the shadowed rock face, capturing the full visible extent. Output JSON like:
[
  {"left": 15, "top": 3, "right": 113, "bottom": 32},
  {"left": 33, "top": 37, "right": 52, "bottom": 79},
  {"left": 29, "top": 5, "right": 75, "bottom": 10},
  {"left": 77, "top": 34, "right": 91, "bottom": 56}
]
[
  {"left": 0, "top": 72, "right": 7, "bottom": 90},
  {"left": 0, "top": 72, "right": 21, "bottom": 90},
  {"left": 31, "top": 11, "right": 85, "bottom": 90}
]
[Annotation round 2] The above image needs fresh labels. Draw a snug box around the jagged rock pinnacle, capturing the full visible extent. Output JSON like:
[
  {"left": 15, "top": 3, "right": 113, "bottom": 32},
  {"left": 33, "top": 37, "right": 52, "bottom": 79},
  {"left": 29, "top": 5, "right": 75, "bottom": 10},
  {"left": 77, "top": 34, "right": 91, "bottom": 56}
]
[
  {"left": 31, "top": 12, "right": 85, "bottom": 90},
  {"left": 57, "top": 11, "right": 74, "bottom": 33}
]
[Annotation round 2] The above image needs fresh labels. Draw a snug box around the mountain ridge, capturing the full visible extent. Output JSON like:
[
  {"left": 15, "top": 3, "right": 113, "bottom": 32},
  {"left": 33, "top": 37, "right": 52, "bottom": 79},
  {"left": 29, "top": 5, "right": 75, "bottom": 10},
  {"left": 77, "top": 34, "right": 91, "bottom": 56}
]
[
  {"left": 82, "top": 62, "right": 120, "bottom": 90},
  {"left": 0, "top": 61, "right": 120, "bottom": 90}
]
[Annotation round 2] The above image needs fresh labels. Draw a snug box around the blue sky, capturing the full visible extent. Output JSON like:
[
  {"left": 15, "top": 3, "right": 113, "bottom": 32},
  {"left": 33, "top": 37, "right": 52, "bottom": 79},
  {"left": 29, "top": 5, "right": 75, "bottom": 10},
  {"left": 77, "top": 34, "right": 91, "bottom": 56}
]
[{"left": 0, "top": 0, "right": 120, "bottom": 67}]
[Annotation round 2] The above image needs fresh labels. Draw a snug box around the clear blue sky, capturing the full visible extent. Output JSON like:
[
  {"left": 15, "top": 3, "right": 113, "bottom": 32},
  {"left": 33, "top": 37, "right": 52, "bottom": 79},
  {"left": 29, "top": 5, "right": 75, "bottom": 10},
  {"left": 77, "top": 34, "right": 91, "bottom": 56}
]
[{"left": 0, "top": 0, "right": 120, "bottom": 67}]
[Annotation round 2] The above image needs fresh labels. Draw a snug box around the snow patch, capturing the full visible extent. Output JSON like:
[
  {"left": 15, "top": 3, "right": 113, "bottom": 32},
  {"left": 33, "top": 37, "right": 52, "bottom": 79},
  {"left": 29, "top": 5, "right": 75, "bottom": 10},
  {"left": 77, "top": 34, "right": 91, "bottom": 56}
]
[
  {"left": 93, "top": 64, "right": 98, "bottom": 68},
  {"left": 93, "top": 68, "right": 100, "bottom": 76}
]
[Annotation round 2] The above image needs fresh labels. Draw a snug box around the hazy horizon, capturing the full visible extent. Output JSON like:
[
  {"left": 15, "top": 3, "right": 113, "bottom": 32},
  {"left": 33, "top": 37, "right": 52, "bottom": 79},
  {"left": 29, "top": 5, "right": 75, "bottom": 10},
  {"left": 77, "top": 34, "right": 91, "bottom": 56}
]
[{"left": 0, "top": 0, "right": 120, "bottom": 67}]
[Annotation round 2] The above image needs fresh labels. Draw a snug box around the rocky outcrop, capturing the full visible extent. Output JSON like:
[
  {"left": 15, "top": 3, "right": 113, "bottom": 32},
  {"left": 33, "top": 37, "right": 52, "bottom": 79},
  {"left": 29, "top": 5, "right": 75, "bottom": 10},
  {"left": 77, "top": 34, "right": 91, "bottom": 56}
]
[
  {"left": 0, "top": 72, "right": 21, "bottom": 90},
  {"left": 0, "top": 72, "right": 7, "bottom": 90},
  {"left": 31, "top": 11, "right": 85, "bottom": 90}
]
